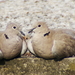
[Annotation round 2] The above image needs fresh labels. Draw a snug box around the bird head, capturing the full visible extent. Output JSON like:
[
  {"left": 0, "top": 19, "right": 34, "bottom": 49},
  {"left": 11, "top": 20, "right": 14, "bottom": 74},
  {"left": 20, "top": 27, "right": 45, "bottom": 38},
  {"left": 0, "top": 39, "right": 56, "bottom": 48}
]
[{"left": 28, "top": 21, "right": 50, "bottom": 34}]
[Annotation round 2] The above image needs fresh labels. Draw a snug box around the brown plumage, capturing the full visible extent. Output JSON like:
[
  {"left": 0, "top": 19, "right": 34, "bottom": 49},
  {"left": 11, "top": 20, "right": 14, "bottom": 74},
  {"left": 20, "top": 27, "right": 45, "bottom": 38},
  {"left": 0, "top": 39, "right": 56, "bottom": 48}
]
[
  {"left": 0, "top": 22, "right": 27, "bottom": 59},
  {"left": 28, "top": 21, "right": 75, "bottom": 60}
]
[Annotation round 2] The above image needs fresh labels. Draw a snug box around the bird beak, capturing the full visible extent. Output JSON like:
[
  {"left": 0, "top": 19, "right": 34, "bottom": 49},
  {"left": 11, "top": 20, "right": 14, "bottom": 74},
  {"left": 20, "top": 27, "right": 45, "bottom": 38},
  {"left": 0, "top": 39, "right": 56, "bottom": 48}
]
[
  {"left": 28, "top": 28, "right": 36, "bottom": 33},
  {"left": 19, "top": 31, "right": 26, "bottom": 40},
  {"left": 20, "top": 31, "right": 29, "bottom": 40},
  {"left": 20, "top": 31, "right": 25, "bottom": 36}
]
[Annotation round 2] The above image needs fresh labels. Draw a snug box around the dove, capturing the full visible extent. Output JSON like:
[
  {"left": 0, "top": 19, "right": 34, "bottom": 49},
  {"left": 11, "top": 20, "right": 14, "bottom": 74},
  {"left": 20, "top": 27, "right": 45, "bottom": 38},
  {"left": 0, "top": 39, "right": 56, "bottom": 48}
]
[
  {"left": 0, "top": 22, "right": 27, "bottom": 59},
  {"left": 28, "top": 21, "right": 75, "bottom": 60}
]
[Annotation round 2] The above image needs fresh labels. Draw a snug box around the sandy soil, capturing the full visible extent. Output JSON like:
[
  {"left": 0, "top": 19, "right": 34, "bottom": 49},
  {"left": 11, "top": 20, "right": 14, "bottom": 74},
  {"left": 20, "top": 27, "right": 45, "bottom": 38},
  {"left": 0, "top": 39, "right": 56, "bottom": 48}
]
[{"left": 0, "top": 0, "right": 75, "bottom": 33}]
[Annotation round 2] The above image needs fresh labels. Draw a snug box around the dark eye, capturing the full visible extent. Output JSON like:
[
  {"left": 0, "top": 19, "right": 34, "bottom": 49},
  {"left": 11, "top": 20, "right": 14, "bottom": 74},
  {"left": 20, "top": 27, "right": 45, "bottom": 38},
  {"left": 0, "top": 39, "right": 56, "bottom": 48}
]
[
  {"left": 13, "top": 26, "right": 16, "bottom": 29},
  {"left": 38, "top": 25, "right": 41, "bottom": 27}
]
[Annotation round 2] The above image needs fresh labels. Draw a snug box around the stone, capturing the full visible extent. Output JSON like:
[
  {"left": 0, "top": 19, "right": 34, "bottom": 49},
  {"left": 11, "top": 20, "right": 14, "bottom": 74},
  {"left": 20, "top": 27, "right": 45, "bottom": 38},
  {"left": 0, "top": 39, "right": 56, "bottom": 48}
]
[{"left": 0, "top": 57, "right": 75, "bottom": 75}]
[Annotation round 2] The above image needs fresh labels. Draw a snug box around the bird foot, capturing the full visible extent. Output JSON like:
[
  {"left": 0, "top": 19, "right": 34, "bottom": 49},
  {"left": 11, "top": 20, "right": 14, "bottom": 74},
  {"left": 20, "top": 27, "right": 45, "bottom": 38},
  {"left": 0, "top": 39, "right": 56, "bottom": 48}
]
[{"left": 21, "top": 52, "right": 36, "bottom": 58}]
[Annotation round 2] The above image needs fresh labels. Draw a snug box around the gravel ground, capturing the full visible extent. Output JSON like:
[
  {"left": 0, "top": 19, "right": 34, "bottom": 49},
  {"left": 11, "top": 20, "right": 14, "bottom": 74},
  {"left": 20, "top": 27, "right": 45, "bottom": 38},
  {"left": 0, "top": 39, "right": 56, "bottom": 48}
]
[{"left": 0, "top": 0, "right": 75, "bottom": 33}]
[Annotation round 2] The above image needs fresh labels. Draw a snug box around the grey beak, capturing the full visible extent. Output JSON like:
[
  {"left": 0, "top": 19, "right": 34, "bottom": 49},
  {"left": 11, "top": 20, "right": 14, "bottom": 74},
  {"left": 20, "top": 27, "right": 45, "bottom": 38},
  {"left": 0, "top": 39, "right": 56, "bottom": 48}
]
[
  {"left": 20, "top": 31, "right": 25, "bottom": 36},
  {"left": 28, "top": 28, "right": 35, "bottom": 33}
]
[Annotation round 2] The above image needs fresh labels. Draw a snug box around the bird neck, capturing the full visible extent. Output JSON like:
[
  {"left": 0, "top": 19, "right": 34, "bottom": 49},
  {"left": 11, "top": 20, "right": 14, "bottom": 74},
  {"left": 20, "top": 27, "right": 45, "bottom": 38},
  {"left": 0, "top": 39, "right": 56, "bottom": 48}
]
[{"left": 44, "top": 31, "right": 50, "bottom": 36}]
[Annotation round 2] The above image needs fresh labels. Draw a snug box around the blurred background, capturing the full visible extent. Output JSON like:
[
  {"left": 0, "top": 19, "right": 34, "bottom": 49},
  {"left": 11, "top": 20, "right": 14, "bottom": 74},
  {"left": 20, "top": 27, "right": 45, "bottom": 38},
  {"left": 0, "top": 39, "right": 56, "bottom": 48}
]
[{"left": 0, "top": 0, "right": 75, "bottom": 33}]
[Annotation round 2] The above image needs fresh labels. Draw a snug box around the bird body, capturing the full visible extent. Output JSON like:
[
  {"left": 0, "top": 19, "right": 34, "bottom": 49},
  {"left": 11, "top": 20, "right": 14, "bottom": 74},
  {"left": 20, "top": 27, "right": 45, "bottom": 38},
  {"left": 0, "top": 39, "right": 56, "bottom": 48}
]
[
  {"left": 28, "top": 22, "right": 75, "bottom": 60},
  {"left": 0, "top": 23, "right": 27, "bottom": 59}
]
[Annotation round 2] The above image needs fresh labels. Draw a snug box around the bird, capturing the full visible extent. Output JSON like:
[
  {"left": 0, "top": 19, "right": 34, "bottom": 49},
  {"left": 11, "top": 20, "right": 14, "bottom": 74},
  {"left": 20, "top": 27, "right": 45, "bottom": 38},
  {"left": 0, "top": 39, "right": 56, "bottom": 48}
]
[
  {"left": 28, "top": 21, "right": 75, "bottom": 60},
  {"left": 0, "top": 22, "right": 27, "bottom": 59}
]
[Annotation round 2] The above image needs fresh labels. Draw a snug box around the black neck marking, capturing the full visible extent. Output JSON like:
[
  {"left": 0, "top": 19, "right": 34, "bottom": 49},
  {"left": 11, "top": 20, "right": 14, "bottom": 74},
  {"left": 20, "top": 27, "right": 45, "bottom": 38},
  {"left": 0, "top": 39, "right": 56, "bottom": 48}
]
[
  {"left": 44, "top": 31, "right": 50, "bottom": 36},
  {"left": 20, "top": 31, "right": 25, "bottom": 36},
  {"left": 4, "top": 34, "right": 9, "bottom": 39}
]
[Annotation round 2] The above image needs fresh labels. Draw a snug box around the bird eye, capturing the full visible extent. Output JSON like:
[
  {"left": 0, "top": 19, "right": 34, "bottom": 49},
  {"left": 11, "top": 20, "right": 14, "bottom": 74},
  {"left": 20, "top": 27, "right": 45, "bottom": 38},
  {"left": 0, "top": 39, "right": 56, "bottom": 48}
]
[
  {"left": 13, "top": 26, "right": 16, "bottom": 29},
  {"left": 38, "top": 25, "right": 41, "bottom": 27}
]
